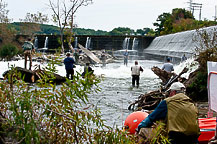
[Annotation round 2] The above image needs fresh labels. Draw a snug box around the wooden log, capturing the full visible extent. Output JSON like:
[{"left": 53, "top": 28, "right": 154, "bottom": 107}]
[
  {"left": 151, "top": 66, "right": 174, "bottom": 84},
  {"left": 3, "top": 67, "right": 66, "bottom": 84},
  {"left": 3, "top": 67, "right": 35, "bottom": 83},
  {"left": 128, "top": 90, "right": 164, "bottom": 111}
]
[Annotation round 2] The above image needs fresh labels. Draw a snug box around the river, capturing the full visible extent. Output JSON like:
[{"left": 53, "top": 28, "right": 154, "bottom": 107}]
[{"left": 0, "top": 57, "right": 198, "bottom": 128}]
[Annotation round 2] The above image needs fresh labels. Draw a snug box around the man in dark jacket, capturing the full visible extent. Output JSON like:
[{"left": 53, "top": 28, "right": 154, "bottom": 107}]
[
  {"left": 82, "top": 63, "right": 94, "bottom": 78},
  {"left": 64, "top": 52, "right": 75, "bottom": 80},
  {"left": 136, "top": 82, "right": 200, "bottom": 144}
]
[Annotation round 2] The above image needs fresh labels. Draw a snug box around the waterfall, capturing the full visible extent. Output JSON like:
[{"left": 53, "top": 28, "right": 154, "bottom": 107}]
[
  {"left": 122, "top": 37, "right": 130, "bottom": 50},
  {"left": 85, "top": 37, "right": 91, "bottom": 49},
  {"left": 44, "top": 37, "right": 49, "bottom": 48},
  {"left": 144, "top": 25, "right": 217, "bottom": 58},
  {"left": 74, "top": 37, "right": 78, "bottom": 48},
  {"left": 132, "top": 38, "right": 139, "bottom": 50},
  {"left": 34, "top": 36, "right": 38, "bottom": 50}
]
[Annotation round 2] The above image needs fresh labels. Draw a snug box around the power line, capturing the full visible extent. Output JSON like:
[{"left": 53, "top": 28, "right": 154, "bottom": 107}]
[{"left": 187, "top": 0, "right": 202, "bottom": 20}]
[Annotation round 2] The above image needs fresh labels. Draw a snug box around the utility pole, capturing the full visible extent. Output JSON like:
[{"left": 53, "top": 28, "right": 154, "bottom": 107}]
[
  {"left": 188, "top": 1, "right": 202, "bottom": 20},
  {"left": 215, "top": 5, "right": 217, "bottom": 21},
  {"left": 188, "top": 0, "right": 192, "bottom": 12}
]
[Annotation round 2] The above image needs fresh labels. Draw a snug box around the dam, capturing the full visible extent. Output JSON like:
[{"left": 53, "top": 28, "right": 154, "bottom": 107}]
[
  {"left": 16, "top": 25, "right": 216, "bottom": 62},
  {"left": 143, "top": 25, "right": 217, "bottom": 62}
]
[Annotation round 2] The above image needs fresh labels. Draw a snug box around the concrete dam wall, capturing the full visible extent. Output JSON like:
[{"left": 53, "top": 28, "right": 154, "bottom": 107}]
[
  {"left": 143, "top": 25, "right": 217, "bottom": 60},
  {"left": 17, "top": 35, "right": 155, "bottom": 53}
]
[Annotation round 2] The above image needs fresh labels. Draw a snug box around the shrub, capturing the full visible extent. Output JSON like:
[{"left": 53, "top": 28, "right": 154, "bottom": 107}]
[
  {"left": 0, "top": 59, "right": 136, "bottom": 143},
  {"left": 0, "top": 43, "right": 18, "bottom": 61},
  {"left": 185, "top": 27, "right": 217, "bottom": 101}
]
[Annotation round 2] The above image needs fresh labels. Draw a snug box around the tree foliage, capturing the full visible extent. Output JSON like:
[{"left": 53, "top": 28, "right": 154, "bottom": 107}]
[
  {"left": 153, "top": 12, "right": 171, "bottom": 36},
  {"left": 0, "top": 43, "right": 18, "bottom": 60},
  {"left": 19, "top": 12, "right": 49, "bottom": 36},
  {"left": 0, "top": 59, "right": 137, "bottom": 143},
  {"left": 49, "top": 0, "right": 93, "bottom": 53},
  {"left": 0, "top": 0, "right": 17, "bottom": 47},
  {"left": 187, "top": 27, "right": 217, "bottom": 101},
  {"left": 136, "top": 28, "right": 155, "bottom": 36},
  {"left": 0, "top": 0, "right": 10, "bottom": 23},
  {"left": 154, "top": 8, "right": 217, "bottom": 36},
  {"left": 109, "top": 27, "right": 134, "bottom": 35}
]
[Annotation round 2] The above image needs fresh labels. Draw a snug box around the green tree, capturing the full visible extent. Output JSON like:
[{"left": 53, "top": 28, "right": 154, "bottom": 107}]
[
  {"left": 171, "top": 8, "right": 194, "bottom": 21},
  {"left": 0, "top": 43, "right": 18, "bottom": 60},
  {"left": 154, "top": 8, "right": 195, "bottom": 35},
  {"left": 49, "top": 0, "right": 93, "bottom": 53},
  {"left": 0, "top": 0, "right": 17, "bottom": 47},
  {"left": 187, "top": 27, "right": 217, "bottom": 101},
  {"left": 153, "top": 12, "right": 172, "bottom": 36},
  {"left": 0, "top": 59, "right": 137, "bottom": 143},
  {"left": 19, "top": 12, "right": 49, "bottom": 36},
  {"left": 109, "top": 27, "right": 134, "bottom": 35},
  {"left": 146, "top": 28, "right": 156, "bottom": 36},
  {"left": 136, "top": 28, "right": 153, "bottom": 35}
]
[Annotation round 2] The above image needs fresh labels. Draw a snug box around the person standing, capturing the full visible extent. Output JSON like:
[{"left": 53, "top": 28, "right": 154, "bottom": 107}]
[
  {"left": 136, "top": 82, "right": 200, "bottom": 144},
  {"left": 123, "top": 49, "right": 129, "bottom": 66},
  {"left": 101, "top": 50, "right": 106, "bottom": 67},
  {"left": 162, "top": 57, "right": 174, "bottom": 73},
  {"left": 22, "top": 37, "right": 35, "bottom": 70},
  {"left": 131, "top": 61, "right": 143, "bottom": 88},
  {"left": 64, "top": 52, "right": 75, "bottom": 80},
  {"left": 73, "top": 48, "right": 80, "bottom": 64},
  {"left": 82, "top": 63, "right": 94, "bottom": 78},
  {"left": 181, "top": 53, "right": 187, "bottom": 62}
]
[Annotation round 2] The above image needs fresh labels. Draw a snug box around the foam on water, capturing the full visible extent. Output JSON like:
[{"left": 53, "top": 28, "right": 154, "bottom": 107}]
[
  {"left": 93, "top": 60, "right": 160, "bottom": 79},
  {"left": 0, "top": 58, "right": 199, "bottom": 128},
  {"left": 174, "top": 57, "right": 199, "bottom": 79}
]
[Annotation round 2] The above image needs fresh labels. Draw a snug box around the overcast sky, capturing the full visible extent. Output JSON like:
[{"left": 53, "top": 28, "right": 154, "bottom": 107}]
[{"left": 6, "top": 0, "right": 217, "bottom": 31}]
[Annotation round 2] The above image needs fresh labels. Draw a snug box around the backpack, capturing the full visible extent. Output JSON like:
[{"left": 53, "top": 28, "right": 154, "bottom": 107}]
[{"left": 22, "top": 41, "right": 33, "bottom": 51}]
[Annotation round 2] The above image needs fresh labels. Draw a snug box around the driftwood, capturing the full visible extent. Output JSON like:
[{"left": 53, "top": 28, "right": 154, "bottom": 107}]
[
  {"left": 151, "top": 66, "right": 174, "bottom": 84},
  {"left": 128, "top": 90, "right": 164, "bottom": 111},
  {"left": 128, "top": 66, "right": 189, "bottom": 111},
  {"left": 3, "top": 66, "right": 66, "bottom": 84}
]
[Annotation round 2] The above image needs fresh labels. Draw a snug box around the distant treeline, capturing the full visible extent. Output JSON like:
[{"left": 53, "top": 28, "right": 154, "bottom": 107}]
[{"left": 8, "top": 22, "right": 155, "bottom": 36}]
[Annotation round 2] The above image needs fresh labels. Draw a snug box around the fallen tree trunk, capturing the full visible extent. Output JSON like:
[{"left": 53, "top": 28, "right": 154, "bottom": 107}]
[{"left": 3, "top": 66, "right": 66, "bottom": 84}]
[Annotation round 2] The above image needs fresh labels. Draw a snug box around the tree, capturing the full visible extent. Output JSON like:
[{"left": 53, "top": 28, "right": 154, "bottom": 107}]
[
  {"left": 0, "top": 0, "right": 9, "bottom": 23},
  {"left": 67, "top": 0, "right": 93, "bottom": 50},
  {"left": 109, "top": 27, "right": 134, "bottom": 35},
  {"left": 136, "top": 28, "right": 154, "bottom": 36},
  {"left": 153, "top": 8, "right": 195, "bottom": 35},
  {"left": 49, "top": 0, "right": 93, "bottom": 53},
  {"left": 0, "top": 0, "right": 16, "bottom": 45},
  {"left": 0, "top": 43, "right": 18, "bottom": 60},
  {"left": 187, "top": 27, "right": 217, "bottom": 101},
  {"left": 19, "top": 12, "right": 49, "bottom": 36},
  {"left": 171, "top": 8, "right": 194, "bottom": 21},
  {"left": 0, "top": 59, "right": 137, "bottom": 143},
  {"left": 153, "top": 12, "right": 171, "bottom": 36}
]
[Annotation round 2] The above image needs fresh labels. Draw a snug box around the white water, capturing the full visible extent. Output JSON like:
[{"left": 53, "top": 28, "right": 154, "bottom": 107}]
[
  {"left": 144, "top": 25, "right": 217, "bottom": 58},
  {"left": 0, "top": 58, "right": 198, "bottom": 127}
]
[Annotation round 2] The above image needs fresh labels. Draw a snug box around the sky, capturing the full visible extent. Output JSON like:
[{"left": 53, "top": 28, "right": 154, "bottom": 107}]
[{"left": 6, "top": 0, "right": 217, "bottom": 31}]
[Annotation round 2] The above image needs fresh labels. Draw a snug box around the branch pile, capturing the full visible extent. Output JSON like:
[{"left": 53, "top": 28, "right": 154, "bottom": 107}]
[{"left": 128, "top": 66, "right": 190, "bottom": 111}]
